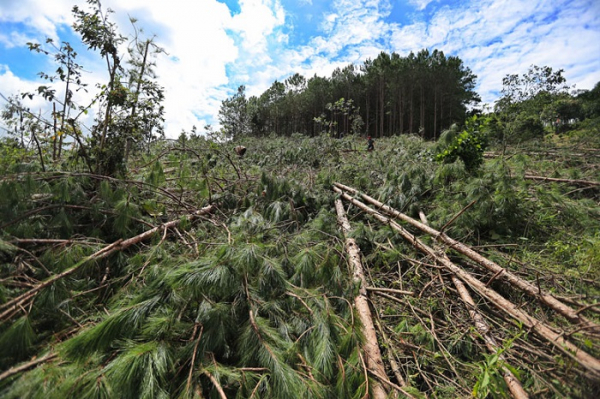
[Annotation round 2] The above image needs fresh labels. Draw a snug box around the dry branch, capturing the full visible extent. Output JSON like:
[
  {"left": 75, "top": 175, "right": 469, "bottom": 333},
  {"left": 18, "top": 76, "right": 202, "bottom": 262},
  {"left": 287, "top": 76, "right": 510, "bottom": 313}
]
[
  {"left": 366, "top": 287, "right": 414, "bottom": 296},
  {"left": 0, "top": 353, "right": 57, "bottom": 382},
  {"left": 334, "top": 188, "right": 600, "bottom": 381},
  {"left": 334, "top": 199, "right": 388, "bottom": 399},
  {"left": 203, "top": 369, "right": 227, "bottom": 399},
  {"left": 374, "top": 317, "right": 407, "bottom": 388},
  {"left": 523, "top": 175, "right": 599, "bottom": 187},
  {"left": 333, "top": 182, "right": 599, "bottom": 333}
]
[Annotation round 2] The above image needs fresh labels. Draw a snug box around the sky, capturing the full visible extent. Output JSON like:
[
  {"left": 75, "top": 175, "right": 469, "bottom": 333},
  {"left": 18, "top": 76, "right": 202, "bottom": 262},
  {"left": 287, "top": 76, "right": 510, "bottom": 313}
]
[{"left": 1, "top": 0, "right": 599, "bottom": 138}]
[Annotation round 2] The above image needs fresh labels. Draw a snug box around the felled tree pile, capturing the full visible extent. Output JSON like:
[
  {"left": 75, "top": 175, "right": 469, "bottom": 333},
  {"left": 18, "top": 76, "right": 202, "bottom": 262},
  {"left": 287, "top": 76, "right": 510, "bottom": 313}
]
[
  {"left": 334, "top": 182, "right": 599, "bottom": 398},
  {"left": 0, "top": 131, "right": 599, "bottom": 398}
]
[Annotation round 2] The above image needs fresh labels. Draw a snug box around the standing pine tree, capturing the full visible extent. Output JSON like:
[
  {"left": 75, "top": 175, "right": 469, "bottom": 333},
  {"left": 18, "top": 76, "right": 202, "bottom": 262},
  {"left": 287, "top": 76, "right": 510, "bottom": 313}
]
[{"left": 219, "top": 85, "right": 250, "bottom": 139}]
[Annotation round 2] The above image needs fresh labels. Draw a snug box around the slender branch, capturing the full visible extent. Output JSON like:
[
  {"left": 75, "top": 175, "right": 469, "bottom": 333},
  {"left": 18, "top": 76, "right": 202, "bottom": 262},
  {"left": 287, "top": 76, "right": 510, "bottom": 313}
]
[
  {"left": 0, "top": 353, "right": 57, "bottom": 382},
  {"left": 366, "top": 287, "right": 414, "bottom": 296},
  {"left": 368, "top": 368, "right": 418, "bottom": 399},
  {"left": 523, "top": 175, "right": 599, "bottom": 187},
  {"left": 439, "top": 199, "right": 476, "bottom": 234},
  {"left": 203, "top": 369, "right": 227, "bottom": 399},
  {"left": 30, "top": 125, "right": 45, "bottom": 172},
  {"left": 186, "top": 324, "right": 203, "bottom": 395}
]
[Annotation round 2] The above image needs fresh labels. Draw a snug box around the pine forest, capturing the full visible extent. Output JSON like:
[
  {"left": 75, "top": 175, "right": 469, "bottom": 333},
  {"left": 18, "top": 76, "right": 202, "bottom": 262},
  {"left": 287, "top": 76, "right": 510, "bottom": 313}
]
[{"left": 1, "top": 2, "right": 600, "bottom": 398}]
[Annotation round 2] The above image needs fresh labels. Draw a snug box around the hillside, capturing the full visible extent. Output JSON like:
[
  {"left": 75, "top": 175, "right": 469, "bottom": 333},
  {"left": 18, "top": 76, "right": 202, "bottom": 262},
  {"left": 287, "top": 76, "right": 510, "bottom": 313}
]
[{"left": 1, "top": 127, "right": 599, "bottom": 398}]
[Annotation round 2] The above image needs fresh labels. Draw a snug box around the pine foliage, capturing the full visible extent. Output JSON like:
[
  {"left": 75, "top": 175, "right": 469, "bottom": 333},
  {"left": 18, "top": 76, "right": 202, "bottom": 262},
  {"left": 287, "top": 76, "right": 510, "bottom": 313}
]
[{"left": 1, "top": 108, "right": 599, "bottom": 398}]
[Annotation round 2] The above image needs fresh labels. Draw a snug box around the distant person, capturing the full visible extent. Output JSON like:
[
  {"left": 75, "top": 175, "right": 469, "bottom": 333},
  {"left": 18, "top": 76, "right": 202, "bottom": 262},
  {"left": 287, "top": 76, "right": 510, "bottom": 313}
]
[{"left": 367, "top": 135, "right": 374, "bottom": 151}]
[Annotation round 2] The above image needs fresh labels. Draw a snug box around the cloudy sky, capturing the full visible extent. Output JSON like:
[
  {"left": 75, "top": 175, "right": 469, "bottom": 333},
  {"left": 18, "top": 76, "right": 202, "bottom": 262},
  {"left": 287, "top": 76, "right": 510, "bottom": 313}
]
[{"left": 1, "top": 0, "right": 599, "bottom": 138}]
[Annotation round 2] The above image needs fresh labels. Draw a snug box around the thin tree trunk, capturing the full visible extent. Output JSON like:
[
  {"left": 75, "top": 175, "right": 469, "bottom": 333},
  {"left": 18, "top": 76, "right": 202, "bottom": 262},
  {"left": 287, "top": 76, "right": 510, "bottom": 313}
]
[
  {"left": 97, "top": 57, "right": 120, "bottom": 175},
  {"left": 58, "top": 55, "right": 72, "bottom": 161},
  {"left": 409, "top": 86, "right": 414, "bottom": 134},
  {"left": 399, "top": 91, "right": 404, "bottom": 134},
  {"left": 379, "top": 78, "right": 385, "bottom": 137},
  {"left": 419, "top": 84, "right": 425, "bottom": 138},
  {"left": 68, "top": 119, "right": 94, "bottom": 174},
  {"left": 126, "top": 39, "right": 151, "bottom": 163},
  {"left": 365, "top": 96, "right": 370, "bottom": 136},
  {"left": 52, "top": 102, "right": 58, "bottom": 161},
  {"left": 433, "top": 87, "right": 438, "bottom": 140},
  {"left": 420, "top": 213, "right": 528, "bottom": 398},
  {"left": 335, "top": 200, "right": 388, "bottom": 399},
  {"left": 30, "top": 126, "right": 45, "bottom": 172}
]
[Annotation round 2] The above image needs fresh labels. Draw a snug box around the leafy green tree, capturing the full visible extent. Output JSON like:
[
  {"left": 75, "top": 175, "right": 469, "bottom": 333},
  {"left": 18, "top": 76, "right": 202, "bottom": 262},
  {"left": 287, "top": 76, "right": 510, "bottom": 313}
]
[
  {"left": 25, "top": 38, "right": 88, "bottom": 161},
  {"left": 314, "top": 98, "right": 363, "bottom": 137},
  {"left": 495, "top": 65, "right": 570, "bottom": 146},
  {"left": 0, "top": 96, "right": 51, "bottom": 171},
  {"left": 72, "top": 0, "right": 127, "bottom": 176}
]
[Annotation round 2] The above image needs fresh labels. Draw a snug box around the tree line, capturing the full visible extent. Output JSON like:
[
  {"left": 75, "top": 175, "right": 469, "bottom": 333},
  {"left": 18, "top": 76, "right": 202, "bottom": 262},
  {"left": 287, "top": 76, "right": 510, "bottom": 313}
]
[{"left": 219, "top": 49, "right": 480, "bottom": 140}]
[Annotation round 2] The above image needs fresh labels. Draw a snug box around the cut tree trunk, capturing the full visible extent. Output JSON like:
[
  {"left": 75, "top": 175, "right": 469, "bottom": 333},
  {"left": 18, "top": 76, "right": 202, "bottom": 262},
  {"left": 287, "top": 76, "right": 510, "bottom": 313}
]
[
  {"left": 451, "top": 274, "right": 528, "bottom": 399},
  {"left": 335, "top": 199, "right": 388, "bottom": 399},
  {"left": 418, "top": 207, "right": 528, "bottom": 398}
]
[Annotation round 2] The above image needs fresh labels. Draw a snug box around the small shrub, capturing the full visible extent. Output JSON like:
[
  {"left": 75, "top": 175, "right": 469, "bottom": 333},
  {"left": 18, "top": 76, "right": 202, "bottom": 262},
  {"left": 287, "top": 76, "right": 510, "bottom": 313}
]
[{"left": 436, "top": 115, "right": 489, "bottom": 172}]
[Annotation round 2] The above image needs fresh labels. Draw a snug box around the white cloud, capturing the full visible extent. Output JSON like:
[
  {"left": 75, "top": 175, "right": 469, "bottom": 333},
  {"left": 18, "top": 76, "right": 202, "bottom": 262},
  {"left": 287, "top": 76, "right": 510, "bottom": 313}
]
[
  {"left": 0, "top": 0, "right": 75, "bottom": 42},
  {"left": 408, "top": 0, "right": 437, "bottom": 11},
  {"left": 2, "top": 0, "right": 599, "bottom": 138},
  {"left": 0, "top": 65, "right": 39, "bottom": 103},
  {"left": 105, "top": 0, "right": 291, "bottom": 136},
  {"left": 230, "top": 0, "right": 285, "bottom": 54},
  {"left": 0, "top": 63, "right": 99, "bottom": 136},
  {"left": 389, "top": 0, "right": 600, "bottom": 104},
  {"left": 0, "top": 30, "right": 35, "bottom": 49}
]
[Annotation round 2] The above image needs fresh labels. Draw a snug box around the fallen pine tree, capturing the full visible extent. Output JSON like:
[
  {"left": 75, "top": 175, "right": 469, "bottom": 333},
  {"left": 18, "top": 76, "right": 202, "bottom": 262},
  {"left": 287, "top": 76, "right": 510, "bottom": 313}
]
[
  {"left": 0, "top": 205, "right": 215, "bottom": 325},
  {"left": 334, "top": 184, "right": 600, "bottom": 383}
]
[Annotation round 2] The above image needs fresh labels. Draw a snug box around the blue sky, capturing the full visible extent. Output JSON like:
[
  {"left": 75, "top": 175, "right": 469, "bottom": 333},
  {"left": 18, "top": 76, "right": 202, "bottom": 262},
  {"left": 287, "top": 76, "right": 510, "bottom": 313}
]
[{"left": 1, "top": 0, "right": 599, "bottom": 138}]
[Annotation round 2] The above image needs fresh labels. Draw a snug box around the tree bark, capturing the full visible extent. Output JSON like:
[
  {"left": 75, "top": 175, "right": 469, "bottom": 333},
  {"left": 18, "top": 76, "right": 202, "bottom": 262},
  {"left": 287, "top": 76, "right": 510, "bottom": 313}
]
[{"left": 335, "top": 199, "right": 388, "bottom": 399}]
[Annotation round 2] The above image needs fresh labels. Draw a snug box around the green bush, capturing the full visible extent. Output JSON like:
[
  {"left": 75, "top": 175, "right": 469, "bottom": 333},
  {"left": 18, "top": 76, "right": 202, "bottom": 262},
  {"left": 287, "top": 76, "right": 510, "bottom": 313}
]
[
  {"left": 512, "top": 112, "right": 545, "bottom": 140},
  {"left": 436, "top": 115, "right": 489, "bottom": 172}
]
